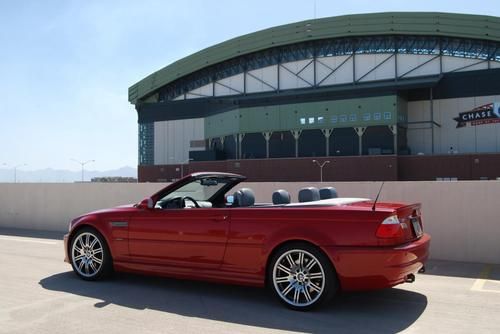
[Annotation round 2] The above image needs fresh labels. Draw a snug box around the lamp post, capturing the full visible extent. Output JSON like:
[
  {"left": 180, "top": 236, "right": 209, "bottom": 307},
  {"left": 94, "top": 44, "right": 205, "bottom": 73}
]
[
  {"left": 71, "top": 159, "right": 95, "bottom": 182},
  {"left": 312, "top": 160, "right": 330, "bottom": 182},
  {"left": 13, "top": 164, "right": 27, "bottom": 183}
]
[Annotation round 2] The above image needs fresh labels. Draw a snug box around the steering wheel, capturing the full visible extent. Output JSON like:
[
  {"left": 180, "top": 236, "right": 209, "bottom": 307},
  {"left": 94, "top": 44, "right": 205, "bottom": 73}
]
[{"left": 181, "top": 196, "right": 200, "bottom": 208}]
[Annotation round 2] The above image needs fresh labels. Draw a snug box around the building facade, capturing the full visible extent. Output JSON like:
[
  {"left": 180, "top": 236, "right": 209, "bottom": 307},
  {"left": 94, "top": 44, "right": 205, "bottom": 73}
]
[{"left": 130, "top": 12, "right": 500, "bottom": 182}]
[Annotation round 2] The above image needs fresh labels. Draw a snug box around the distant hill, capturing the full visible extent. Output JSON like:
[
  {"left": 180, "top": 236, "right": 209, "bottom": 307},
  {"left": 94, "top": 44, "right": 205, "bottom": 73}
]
[{"left": 0, "top": 166, "right": 137, "bottom": 183}]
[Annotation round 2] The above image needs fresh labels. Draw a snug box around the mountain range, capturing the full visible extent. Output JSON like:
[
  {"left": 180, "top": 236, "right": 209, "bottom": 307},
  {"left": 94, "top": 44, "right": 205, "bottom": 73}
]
[{"left": 0, "top": 166, "right": 137, "bottom": 183}]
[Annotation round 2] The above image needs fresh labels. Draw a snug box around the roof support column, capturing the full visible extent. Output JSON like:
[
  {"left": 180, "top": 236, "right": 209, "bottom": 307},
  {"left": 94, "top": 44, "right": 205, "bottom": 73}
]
[
  {"left": 262, "top": 132, "right": 273, "bottom": 158},
  {"left": 388, "top": 125, "right": 397, "bottom": 155},
  {"left": 220, "top": 136, "right": 225, "bottom": 151},
  {"left": 430, "top": 87, "right": 435, "bottom": 155},
  {"left": 321, "top": 129, "right": 333, "bottom": 156},
  {"left": 354, "top": 127, "right": 366, "bottom": 156},
  {"left": 237, "top": 133, "right": 245, "bottom": 159},
  {"left": 233, "top": 134, "right": 238, "bottom": 159},
  {"left": 291, "top": 130, "right": 302, "bottom": 158}
]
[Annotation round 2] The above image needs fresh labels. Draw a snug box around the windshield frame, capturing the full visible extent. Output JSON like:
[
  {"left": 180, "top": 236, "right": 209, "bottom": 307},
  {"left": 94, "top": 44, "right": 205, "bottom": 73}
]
[{"left": 149, "top": 172, "right": 246, "bottom": 206}]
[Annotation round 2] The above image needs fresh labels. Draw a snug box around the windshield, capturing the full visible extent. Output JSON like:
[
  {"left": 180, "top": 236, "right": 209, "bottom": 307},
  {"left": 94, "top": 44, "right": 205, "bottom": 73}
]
[{"left": 158, "top": 178, "right": 230, "bottom": 202}]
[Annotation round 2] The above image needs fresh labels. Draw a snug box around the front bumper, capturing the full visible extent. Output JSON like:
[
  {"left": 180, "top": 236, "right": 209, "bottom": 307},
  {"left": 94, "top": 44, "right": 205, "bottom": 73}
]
[
  {"left": 63, "top": 234, "right": 70, "bottom": 263},
  {"left": 323, "top": 233, "right": 431, "bottom": 291}
]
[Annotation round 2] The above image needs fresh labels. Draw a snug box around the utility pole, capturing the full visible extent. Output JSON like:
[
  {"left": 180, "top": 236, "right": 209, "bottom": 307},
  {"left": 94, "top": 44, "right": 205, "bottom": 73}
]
[
  {"left": 13, "top": 164, "right": 27, "bottom": 183},
  {"left": 71, "top": 159, "right": 95, "bottom": 182}
]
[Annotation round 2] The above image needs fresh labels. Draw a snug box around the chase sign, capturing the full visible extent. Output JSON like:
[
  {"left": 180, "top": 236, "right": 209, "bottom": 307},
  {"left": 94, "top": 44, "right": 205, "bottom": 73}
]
[{"left": 454, "top": 103, "right": 500, "bottom": 128}]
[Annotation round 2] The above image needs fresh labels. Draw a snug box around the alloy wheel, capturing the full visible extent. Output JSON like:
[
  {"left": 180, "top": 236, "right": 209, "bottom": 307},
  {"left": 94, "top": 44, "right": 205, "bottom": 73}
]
[
  {"left": 71, "top": 232, "right": 104, "bottom": 278},
  {"left": 272, "top": 249, "right": 325, "bottom": 307}
]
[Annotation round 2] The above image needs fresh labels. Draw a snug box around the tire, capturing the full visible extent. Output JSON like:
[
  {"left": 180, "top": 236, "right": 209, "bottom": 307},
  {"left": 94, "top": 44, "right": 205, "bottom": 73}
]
[
  {"left": 268, "top": 242, "right": 338, "bottom": 311},
  {"left": 70, "top": 227, "right": 113, "bottom": 281}
]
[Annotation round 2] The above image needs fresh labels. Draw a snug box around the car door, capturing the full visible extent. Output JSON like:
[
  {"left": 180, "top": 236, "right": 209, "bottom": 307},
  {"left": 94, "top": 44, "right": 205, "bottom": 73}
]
[{"left": 128, "top": 207, "right": 229, "bottom": 269}]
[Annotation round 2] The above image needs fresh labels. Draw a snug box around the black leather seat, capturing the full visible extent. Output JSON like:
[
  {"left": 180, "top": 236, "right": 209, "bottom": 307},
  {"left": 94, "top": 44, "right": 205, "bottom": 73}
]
[
  {"left": 298, "top": 187, "right": 320, "bottom": 202},
  {"left": 319, "top": 187, "right": 338, "bottom": 199},
  {"left": 272, "top": 189, "right": 291, "bottom": 205},
  {"left": 233, "top": 188, "right": 255, "bottom": 207}
]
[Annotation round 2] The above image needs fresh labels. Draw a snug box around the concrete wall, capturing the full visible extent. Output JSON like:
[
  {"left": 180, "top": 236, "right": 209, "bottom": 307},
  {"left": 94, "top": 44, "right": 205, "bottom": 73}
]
[{"left": 1, "top": 181, "right": 499, "bottom": 264}]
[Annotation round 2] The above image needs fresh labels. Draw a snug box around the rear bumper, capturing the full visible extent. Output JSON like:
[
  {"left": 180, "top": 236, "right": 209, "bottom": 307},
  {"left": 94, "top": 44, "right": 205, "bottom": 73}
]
[
  {"left": 323, "top": 233, "right": 431, "bottom": 291},
  {"left": 63, "top": 234, "right": 70, "bottom": 263}
]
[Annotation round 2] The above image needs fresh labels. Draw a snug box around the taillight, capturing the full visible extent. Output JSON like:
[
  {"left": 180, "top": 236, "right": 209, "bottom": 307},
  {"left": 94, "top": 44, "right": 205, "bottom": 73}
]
[{"left": 376, "top": 215, "right": 405, "bottom": 239}]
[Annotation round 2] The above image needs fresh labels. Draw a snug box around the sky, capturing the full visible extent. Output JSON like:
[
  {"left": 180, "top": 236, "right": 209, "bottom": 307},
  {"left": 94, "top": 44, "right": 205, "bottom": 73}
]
[{"left": 1, "top": 0, "right": 500, "bottom": 171}]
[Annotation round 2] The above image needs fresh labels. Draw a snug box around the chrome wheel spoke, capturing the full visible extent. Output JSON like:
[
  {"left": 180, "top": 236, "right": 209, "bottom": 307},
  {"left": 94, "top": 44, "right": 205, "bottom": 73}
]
[
  {"left": 275, "top": 276, "right": 291, "bottom": 284},
  {"left": 293, "top": 287, "right": 300, "bottom": 304},
  {"left": 298, "top": 252, "right": 305, "bottom": 268},
  {"left": 303, "top": 287, "right": 312, "bottom": 302},
  {"left": 90, "top": 238, "right": 98, "bottom": 249},
  {"left": 305, "top": 259, "right": 317, "bottom": 271},
  {"left": 90, "top": 261, "right": 98, "bottom": 273},
  {"left": 286, "top": 254, "right": 295, "bottom": 267},
  {"left": 282, "top": 282, "right": 294, "bottom": 295},
  {"left": 277, "top": 263, "right": 292, "bottom": 275},
  {"left": 74, "top": 254, "right": 85, "bottom": 261},
  {"left": 308, "top": 282, "right": 322, "bottom": 293},
  {"left": 308, "top": 272, "right": 323, "bottom": 279},
  {"left": 92, "top": 256, "right": 103, "bottom": 265}
]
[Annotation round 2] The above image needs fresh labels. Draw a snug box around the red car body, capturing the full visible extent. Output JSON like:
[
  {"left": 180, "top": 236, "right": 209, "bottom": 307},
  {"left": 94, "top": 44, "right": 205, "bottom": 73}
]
[{"left": 64, "top": 172, "right": 430, "bottom": 293}]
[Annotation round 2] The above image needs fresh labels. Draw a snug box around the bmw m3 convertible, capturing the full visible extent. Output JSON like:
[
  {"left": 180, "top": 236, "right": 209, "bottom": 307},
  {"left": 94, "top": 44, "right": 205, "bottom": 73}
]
[{"left": 64, "top": 172, "right": 430, "bottom": 310}]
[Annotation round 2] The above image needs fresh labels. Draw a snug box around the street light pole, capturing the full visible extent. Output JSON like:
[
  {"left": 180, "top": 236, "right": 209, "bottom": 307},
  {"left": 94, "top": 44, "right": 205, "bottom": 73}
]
[
  {"left": 312, "top": 160, "right": 330, "bottom": 182},
  {"left": 13, "top": 164, "right": 27, "bottom": 183},
  {"left": 71, "top": 159, "right": 95, "bottom": 182}
]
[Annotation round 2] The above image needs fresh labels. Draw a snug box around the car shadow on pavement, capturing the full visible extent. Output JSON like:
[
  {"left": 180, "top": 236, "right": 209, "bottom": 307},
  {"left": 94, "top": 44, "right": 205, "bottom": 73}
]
[{"left": 40, "top": 271, "right": 427, "bottom": 334}]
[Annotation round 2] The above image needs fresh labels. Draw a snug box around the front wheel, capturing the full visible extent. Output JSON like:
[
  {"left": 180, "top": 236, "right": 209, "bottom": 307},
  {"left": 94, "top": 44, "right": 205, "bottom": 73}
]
[
  {"left": 70, "top": 227, "right": 112, "bottom": 280},
  {"left": 269, "top": 243, "right": 338, "bottom": 310}
]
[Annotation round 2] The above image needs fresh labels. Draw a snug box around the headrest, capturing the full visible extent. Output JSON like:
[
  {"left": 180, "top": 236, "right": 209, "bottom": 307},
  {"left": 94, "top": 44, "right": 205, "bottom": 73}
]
[
  {"left": 272, "top": 189, "right": 291, "bottom": 205},
  {"left": 233, "top": 188, "right": 255, "bottom": 207},
  {"left": 298, "top": 187, "right": 320, "bottom": 203},
  {"left": 319, "top": 187, "right": 338, "bottom": 199}
]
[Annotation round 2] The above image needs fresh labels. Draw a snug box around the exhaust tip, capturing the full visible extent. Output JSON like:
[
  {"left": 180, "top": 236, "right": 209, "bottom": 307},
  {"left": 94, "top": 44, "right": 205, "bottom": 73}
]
[
  {"left": 418, "top": 266, "right": 426, "bottom": 274},
  {"left": 405, "top": 273, "right": 415, "bottom": 283}
]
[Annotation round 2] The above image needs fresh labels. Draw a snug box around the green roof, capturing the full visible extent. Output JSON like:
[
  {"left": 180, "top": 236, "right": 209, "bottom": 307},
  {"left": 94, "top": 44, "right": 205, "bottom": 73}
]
[{"left": 129, "top": 12, "right": 500, "bottom": 104}]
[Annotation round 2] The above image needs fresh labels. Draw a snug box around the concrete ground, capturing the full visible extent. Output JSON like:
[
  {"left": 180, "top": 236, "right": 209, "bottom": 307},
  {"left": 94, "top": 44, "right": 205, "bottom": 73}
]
[{"left": 1, "top": 228, "right": 499, "bottom": 334}]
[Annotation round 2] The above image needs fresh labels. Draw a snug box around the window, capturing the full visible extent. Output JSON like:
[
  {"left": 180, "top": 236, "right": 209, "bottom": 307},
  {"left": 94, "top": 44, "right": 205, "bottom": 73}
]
[
  {"left": 349, "top": 114, "right": 357, "bottom": 121},
  {"left": 384, "top": 112, "right": 392, "bottom": 120},
  {"left": 308, "top": 117, "right": 315, "bottom": 124},
  {"left": 318, "top": 116, "right": 325, "bottom": 124},
  {"left": 340, "top": 115, "right": 347, "bottom": 122},
  {"left": 331, "top": 115, "right": 338, "bottom": 123},
  {"left": 374, "top": 113, "right": 381, "bottom": 121},
  {"left": 363, "top": 113, "right": 371, "bottom": 121},
  {"left": 300, "top": 117, "right": 306, "bottom": 125}
]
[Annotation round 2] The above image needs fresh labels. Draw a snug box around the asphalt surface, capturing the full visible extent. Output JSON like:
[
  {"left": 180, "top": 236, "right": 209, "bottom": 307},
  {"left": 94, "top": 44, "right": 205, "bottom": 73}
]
[{"left": 1, "top": 228, "right": 499, "bottom": 334}]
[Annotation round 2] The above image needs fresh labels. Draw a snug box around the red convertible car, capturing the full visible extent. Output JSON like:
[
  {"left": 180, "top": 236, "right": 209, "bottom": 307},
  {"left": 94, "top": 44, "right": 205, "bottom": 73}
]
[{"left": 64, "top": 172, "right": 430, "bottom": 310}]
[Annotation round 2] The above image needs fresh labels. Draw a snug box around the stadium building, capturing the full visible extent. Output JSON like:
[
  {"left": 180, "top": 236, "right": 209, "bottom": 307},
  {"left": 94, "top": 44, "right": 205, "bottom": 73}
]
[{"left": 129, "top": 12, "right": 500, "bottom": 182}]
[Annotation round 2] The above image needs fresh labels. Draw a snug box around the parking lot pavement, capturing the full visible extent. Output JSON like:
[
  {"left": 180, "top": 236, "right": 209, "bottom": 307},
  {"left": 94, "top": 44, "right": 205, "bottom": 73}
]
[{"left": 1, "top": 230, "right": 499, "bottom": 334}]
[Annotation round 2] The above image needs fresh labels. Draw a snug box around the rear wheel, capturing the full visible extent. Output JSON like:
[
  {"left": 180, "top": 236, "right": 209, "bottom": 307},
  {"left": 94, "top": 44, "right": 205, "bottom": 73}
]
[
  {"left": 268, "top": 242, "right": 338, "bottom": 310},
  {"left": 70, "top": 227, "right": 112, "bottom": 280}
]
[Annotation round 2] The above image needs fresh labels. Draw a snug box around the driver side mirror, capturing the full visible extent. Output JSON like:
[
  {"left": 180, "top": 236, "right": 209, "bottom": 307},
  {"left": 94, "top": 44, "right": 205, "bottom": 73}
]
[{"left": 138, "top": 197, "right": 154, "bottom": 210}]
